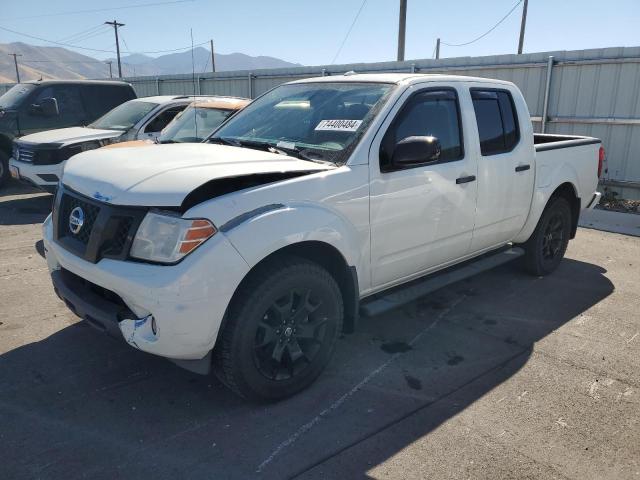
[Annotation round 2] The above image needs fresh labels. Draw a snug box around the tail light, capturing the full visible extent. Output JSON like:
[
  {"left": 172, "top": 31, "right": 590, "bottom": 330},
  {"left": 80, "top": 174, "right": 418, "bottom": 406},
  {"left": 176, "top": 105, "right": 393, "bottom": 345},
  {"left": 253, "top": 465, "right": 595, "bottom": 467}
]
[{"left": 598, "top": 146, "right": 605, "bottom": 178}]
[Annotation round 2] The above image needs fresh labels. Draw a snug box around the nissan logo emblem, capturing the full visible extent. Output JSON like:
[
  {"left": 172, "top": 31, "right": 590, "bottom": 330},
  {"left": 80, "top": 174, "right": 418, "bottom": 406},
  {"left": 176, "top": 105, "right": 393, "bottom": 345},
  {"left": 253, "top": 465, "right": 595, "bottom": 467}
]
[{"left": 69, "top": 207, "right": 85, "bottom": 235}]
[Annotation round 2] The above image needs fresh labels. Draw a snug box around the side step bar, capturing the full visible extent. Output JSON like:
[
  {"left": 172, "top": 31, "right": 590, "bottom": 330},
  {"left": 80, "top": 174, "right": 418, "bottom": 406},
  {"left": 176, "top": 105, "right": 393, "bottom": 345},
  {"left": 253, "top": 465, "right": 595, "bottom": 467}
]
[{"left": 360, "top": 247, "right": 525, "bottom": 317}]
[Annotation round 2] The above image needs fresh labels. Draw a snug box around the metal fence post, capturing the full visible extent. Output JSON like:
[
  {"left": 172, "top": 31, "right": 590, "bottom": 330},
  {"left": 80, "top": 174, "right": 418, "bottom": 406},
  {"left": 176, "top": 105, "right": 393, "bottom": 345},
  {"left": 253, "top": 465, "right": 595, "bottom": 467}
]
[
  {"left": 248, "top": 73, "right": 254, "bottom": 99},
  {"left": 156, "top": 77, "right": 160, "bottom": 95},
  {"left": 321, "top": 68, "right": 327, "bottom": 77},
  {"left": 541, "top": 55, "right": 554, "bottom": 133}
]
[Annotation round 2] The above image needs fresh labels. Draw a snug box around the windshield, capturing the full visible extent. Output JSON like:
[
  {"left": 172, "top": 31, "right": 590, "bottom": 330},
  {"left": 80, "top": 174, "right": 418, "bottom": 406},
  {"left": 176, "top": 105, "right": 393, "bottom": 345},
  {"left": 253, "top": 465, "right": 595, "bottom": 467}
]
[
  {"left": 159, "top": 106, "right": 234, "bottom": 143},
  {"left": 89, "top": 100, "right": 157, "bottom": 131},
  {"left": 209, "top": 82, "right": 394, "bottom": 164},
  {"left": 0, "top": 84, "right": 36, "bottom": 109}
]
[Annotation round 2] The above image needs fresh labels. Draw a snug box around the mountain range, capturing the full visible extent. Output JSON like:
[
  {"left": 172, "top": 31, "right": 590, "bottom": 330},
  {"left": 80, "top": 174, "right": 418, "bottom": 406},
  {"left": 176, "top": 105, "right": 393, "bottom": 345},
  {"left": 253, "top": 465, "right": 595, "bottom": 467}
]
[{"left": 0, "top": 42, "right": 301, "bottom": 83}]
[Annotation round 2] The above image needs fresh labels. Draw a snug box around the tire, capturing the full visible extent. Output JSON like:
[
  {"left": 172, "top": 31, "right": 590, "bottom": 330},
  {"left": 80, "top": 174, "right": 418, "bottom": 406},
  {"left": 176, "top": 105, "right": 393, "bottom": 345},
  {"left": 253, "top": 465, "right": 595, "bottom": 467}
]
[
  {"left": 0, "top": 150, "right": 9, "bottom": 188},
  {"left": 522, "top": 196, "right": 572, "bottom": 276},
  {"left": 213, "top": 256, "right": 344, "bottom": 402}
]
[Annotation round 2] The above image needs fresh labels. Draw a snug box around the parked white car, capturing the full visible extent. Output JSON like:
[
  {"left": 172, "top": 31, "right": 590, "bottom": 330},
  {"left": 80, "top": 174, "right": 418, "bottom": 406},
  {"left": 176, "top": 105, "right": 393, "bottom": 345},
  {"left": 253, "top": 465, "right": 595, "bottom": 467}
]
[
  {"left": 43, "top": 74, "right": 604, "bottom": 401},
  {"left": 9, "top": 95, "right": 228, "bottom": 192}
]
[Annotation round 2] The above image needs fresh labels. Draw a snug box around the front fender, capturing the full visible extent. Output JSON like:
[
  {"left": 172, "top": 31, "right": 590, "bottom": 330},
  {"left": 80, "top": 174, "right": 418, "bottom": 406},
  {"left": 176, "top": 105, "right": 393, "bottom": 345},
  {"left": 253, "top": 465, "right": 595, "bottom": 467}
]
[{"left": 222, "top": 203, "right": 368, "bottom": 289}]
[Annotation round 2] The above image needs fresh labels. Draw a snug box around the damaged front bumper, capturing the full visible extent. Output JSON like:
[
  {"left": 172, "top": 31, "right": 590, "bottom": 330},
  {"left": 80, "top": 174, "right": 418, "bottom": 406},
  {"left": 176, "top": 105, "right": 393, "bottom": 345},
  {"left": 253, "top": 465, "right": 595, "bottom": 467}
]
[{"left": 42, "top": 214, "right": 250, "bottom": 374}]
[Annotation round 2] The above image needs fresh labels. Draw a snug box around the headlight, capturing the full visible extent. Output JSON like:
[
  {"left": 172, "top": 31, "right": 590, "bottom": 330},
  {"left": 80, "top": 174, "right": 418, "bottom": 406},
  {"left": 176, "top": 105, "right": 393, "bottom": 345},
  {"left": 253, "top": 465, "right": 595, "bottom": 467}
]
[{"left": 130, "top": 211, "right": 217, "bottom": 264}]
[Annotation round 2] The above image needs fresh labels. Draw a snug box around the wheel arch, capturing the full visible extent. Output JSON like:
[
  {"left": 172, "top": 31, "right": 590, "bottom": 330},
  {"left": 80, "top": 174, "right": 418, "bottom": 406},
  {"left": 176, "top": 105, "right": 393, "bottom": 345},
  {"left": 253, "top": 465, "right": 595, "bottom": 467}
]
[
  {"left": 549, "top": 182, "right": 580, "bottom": 239},
  {"left": 0, "top": 134, "right": 12, "bottom": 157},
  {"left": 224, "top": 240, "right": 359, "bottom": 335}
]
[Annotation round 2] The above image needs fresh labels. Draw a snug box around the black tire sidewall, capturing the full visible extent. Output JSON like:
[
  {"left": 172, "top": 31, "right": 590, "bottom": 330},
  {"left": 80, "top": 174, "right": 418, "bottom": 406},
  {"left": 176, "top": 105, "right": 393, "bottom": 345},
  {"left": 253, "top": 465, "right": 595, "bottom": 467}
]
[
  {"left": 221, "top": 259, "right": 343, "bottom": 401},
  {"left": 0, "top": 151, "right": 9, "bottom": 187},
  {"left": 527, "top": 197, "right": 572, "bottom": 275}
]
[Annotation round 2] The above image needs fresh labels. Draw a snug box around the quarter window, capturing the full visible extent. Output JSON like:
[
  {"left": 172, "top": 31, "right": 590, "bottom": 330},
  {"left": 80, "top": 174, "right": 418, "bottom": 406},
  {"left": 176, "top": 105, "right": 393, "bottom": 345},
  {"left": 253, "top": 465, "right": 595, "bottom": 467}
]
[
  {"left": 381, "top": 89, "right": 464, "bottom": 169},
  {"left": 471, "top": 89, "right": 520, "bottom": 155}
]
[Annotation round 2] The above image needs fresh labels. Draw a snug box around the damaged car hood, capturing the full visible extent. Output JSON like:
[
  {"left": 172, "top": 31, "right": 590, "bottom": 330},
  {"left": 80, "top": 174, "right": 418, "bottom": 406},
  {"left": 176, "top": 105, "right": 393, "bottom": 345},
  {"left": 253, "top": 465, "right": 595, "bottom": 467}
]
[{"left": 62, "top": 143, "right": 335, "bottom": 207}]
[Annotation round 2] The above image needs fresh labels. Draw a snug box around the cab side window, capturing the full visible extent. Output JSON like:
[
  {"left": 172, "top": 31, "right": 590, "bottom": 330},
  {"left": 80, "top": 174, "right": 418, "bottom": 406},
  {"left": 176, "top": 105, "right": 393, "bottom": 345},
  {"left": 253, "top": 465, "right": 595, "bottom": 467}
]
[
  {"left": 144, "top": 106, "right": 186, "bottom": 133},
  {"left": 381, "top": 89, "right": 463, "bottom": 170},
  {"left": 30, "top": 85, "right": 85, "bottom": 125},
  {"left": 471, "top": 89, "right": 519, "bottom": 156}
]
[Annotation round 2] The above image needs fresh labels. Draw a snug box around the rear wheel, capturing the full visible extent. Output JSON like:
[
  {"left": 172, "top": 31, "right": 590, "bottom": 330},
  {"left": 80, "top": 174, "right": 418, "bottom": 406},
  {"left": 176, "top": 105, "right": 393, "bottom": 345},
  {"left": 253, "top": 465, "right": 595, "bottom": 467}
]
[
  {"left": 523, "top": 196, "right": 572, "bottom": 276},
  {"left": 213, "top": 256, "right": 343, "bottom": 401}
]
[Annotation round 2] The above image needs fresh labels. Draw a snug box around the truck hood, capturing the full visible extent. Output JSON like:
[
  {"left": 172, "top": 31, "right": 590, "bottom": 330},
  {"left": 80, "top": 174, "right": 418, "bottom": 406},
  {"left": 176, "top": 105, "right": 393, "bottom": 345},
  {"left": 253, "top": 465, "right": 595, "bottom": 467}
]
[
  {"left": 62, "top": 143, "right": 335, "bottom": 207},
  {"left": 18, "top": 126, "right": 122, "bottom": 146}
]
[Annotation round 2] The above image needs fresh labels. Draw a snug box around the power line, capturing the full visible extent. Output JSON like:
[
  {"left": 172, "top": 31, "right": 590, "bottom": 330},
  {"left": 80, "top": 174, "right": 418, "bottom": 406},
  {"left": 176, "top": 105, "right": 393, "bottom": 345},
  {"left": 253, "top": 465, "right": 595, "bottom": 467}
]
[
  {"left": 330, "top": 0, "right": 369, "bottom": 64},
  {"left": 57, "top": 24, "right": 106, "bottom": 43},
  {"left": 441, "top": 0, "right": 522, "bottom": 47},
  {"left": 0, "top": 24, "right": 210, "bottom": 55},
  {"left": 2, "top": 0, "right": 195, "bottom": 21}
]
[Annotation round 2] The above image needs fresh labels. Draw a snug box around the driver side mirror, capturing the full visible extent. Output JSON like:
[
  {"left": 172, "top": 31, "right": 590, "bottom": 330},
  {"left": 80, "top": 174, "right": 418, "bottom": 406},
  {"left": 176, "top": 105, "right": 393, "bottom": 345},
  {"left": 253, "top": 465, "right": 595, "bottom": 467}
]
[
  {"left": 30, "top": 97, "right": 59, "bottom": 117},
  {"left": 392, "top": 136, "right": 441, "bottom": 167}
]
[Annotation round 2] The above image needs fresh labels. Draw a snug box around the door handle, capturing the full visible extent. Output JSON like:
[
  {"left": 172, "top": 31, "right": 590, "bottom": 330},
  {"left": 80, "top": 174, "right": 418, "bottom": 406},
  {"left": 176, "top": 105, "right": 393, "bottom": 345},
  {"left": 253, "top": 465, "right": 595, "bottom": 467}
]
[
  {"left": 515, "top": 164, "right": 531, "bottom": 172},
  {"left": 456, "top": 175, "right": 476, "bottom": 184}
]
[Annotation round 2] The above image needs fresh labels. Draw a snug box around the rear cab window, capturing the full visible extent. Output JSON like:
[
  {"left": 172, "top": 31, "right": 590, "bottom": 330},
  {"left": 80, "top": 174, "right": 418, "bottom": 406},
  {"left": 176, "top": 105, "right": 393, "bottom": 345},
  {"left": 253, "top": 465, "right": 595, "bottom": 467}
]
[{"left": 470, "top": 89, "right": 520, "bottom": 156}]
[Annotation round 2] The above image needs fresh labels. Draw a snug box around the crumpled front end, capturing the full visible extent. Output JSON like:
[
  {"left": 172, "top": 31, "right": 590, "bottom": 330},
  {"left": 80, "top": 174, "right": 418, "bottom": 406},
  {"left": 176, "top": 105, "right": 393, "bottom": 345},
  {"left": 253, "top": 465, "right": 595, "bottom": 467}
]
[{"left": 43, "top": 207, "right": 250, "bottom": 367}]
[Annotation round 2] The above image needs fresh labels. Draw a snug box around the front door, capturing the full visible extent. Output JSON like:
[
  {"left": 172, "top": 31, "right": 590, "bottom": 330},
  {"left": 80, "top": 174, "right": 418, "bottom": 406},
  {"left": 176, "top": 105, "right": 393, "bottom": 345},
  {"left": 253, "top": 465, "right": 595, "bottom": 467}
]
[
  {"left": 19, "top": 85, "right": 86, "bottom": 135},
  {"left": 369, "top": 86, "right": 478, "bottom": 289}
]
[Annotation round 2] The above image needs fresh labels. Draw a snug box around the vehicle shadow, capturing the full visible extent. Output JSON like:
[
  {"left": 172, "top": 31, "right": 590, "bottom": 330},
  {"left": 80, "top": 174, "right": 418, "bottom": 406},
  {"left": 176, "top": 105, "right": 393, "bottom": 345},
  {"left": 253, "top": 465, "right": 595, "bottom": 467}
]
[
  {"left": 0, "top": 188, "right": 52, "bottom": 225},
  {"left": 0, "top": 258, "right": 613, "bottom": 480}
]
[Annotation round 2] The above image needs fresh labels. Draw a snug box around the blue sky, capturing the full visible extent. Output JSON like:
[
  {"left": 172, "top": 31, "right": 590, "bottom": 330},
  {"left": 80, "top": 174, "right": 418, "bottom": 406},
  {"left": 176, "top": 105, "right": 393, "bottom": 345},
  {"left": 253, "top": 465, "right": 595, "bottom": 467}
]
[{"left": 0, "top": 0, "right": 638, "bottom": 64}]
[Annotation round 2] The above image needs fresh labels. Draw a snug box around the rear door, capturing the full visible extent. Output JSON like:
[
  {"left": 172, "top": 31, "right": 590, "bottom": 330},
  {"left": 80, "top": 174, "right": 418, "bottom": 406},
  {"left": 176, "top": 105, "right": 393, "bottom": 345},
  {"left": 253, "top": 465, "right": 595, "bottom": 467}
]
[
  {"left": 369, "top": 84, "right": 478, "bottom": 288},
  {"left": 468, "top": 86, "right": 535, "bottom": 252},
  {"left": 81, "top": 84, "right": 137, "bottom": 122}
]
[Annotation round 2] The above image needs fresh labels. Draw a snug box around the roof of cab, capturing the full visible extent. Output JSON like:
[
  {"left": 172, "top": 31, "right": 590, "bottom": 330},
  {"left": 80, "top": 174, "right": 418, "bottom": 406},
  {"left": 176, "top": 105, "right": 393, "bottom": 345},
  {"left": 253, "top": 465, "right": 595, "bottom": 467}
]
[
  {"left": 188, "top": 96, "right": 251, "bottom": 110},
  {"left": 20, "top": 79, "right": 133, "bottom": 87},
  {"left": 133, "top": 95, "right": 250, "bottom": 107},
  {"left": 289, "top": 73, "right": 515, "bottom": 87}
]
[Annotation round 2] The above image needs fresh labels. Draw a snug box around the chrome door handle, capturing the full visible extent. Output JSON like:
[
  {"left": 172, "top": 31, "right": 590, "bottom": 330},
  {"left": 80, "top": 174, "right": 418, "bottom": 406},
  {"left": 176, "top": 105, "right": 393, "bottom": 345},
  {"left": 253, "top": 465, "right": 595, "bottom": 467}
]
[{"left": 456, "top": 175, "right": 476, "bottom": 184}]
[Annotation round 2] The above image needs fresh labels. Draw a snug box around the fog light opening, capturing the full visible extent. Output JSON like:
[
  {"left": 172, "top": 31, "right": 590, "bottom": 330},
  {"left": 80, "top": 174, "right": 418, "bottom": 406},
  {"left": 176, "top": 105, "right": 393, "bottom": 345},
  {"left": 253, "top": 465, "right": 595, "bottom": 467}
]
[{"left": 151, "top": 316, "right": 157, "bottom": 335}]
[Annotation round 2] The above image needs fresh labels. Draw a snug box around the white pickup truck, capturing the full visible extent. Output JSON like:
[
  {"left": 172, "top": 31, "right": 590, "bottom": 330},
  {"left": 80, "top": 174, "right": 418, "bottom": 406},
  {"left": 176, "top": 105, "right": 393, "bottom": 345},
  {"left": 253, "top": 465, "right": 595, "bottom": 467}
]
[{"left": 43, "top": 74, "right": 604, "bottom": 401}]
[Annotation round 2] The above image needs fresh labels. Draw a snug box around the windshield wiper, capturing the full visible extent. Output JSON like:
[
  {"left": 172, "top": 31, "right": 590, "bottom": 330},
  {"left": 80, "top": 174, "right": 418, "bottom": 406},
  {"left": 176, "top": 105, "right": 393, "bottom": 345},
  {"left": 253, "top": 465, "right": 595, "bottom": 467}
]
[
  {"left": 209, "top": 136, "right": 242, "bottom": 147},
  {"left": 209, "top": 137, "right": 335, "bottom": 165}
]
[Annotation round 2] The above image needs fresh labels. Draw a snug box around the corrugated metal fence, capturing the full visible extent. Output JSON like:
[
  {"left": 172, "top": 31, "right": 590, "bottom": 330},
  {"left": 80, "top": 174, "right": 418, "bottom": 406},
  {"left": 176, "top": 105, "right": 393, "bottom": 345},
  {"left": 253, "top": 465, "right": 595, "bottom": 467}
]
[{"left": 2, "top": 47, "right": 639, "bottom": 198}]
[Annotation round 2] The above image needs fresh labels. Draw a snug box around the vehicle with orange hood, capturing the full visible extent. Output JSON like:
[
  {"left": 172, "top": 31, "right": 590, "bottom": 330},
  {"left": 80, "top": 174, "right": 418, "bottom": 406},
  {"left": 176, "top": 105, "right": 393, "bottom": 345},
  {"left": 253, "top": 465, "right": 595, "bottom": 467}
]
[{"left": 103, "top": 96, "right": 250, "bottom": 150}]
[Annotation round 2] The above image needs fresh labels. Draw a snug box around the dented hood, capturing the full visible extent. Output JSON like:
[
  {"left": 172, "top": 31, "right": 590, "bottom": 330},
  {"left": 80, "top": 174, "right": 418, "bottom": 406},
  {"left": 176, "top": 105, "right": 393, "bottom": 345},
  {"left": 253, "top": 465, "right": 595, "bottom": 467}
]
[{"left": 62, "top": 143, "right": 334, "bottom": 207}]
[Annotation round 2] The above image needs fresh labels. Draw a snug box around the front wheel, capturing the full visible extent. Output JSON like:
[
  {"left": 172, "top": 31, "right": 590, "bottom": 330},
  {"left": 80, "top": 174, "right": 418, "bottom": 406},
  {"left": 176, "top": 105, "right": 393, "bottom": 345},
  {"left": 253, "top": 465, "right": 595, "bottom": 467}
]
[
  {"left": 213, "top": 256, "right": 344, "bottom": 401},
  {"left": 0, "top": 151, "right": 9, "bottom": 187},
  {"left": 522, "top": 196, "right": 572, "bottom": 276}
]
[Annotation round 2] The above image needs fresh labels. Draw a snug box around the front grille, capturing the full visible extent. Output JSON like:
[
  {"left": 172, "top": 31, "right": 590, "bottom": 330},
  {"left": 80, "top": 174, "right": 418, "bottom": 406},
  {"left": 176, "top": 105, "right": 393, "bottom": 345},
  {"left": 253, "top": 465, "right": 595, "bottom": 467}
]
[
  {"left": 53, "top": 187, "right": 147, "bottom": 263},
  {"left": 59, "top": 193, "right": 100, "bottom": 245},
  {"left": 100, "top": 216, "right": 134, "bottom": 257}
]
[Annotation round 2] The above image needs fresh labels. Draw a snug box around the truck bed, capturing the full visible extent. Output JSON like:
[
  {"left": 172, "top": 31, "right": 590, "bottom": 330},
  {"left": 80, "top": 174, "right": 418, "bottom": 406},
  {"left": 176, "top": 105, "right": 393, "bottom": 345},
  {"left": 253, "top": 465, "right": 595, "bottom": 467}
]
[{"left": 534, "top": 133, "right": 601, "bottom": 152}]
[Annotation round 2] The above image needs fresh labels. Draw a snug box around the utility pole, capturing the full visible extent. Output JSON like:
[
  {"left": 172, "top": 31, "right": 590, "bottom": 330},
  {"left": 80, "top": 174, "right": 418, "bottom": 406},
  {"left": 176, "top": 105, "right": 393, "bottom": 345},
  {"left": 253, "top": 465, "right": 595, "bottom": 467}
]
[
  {"left": 210, "top": 39, "right": 216, "bottom": 73},
  {"left": 435, "top": 38, "right": 441, "bottom": 60},
  {"left": 397, "top": 0, "right": 407, "bottom": 61},
  {"left": 517, "top": 0, "right": 528, "bottom": 54},
  {"left": 8, "top": 53, "right": 22, "bottom": 83},
  {"left": 105, "top": 61, "right": 113, "bottom": 78},
  {"left": 105, "top": 19, "right": 125, "bottom": 78}
]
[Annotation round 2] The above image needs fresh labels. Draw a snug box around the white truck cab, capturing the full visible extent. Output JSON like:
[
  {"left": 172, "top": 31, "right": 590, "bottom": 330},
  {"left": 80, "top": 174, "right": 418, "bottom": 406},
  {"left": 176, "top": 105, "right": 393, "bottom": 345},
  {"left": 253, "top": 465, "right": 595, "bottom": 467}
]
[
  {"left": 43, "top": 74, "right": 603, "bottom": 401},
  {"left": 10, "top": 95, "right": 219, "bottom": 192}
]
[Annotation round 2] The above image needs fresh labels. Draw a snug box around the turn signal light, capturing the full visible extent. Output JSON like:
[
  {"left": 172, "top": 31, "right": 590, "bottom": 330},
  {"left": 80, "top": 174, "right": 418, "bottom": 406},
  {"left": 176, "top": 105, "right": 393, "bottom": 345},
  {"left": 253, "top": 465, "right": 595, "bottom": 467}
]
[
  {"left": 598, "top": 146, "right": 605, "bottom": 178},
  {"left": 179, "top": 219, "right": 217, "bottom": 254}
]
